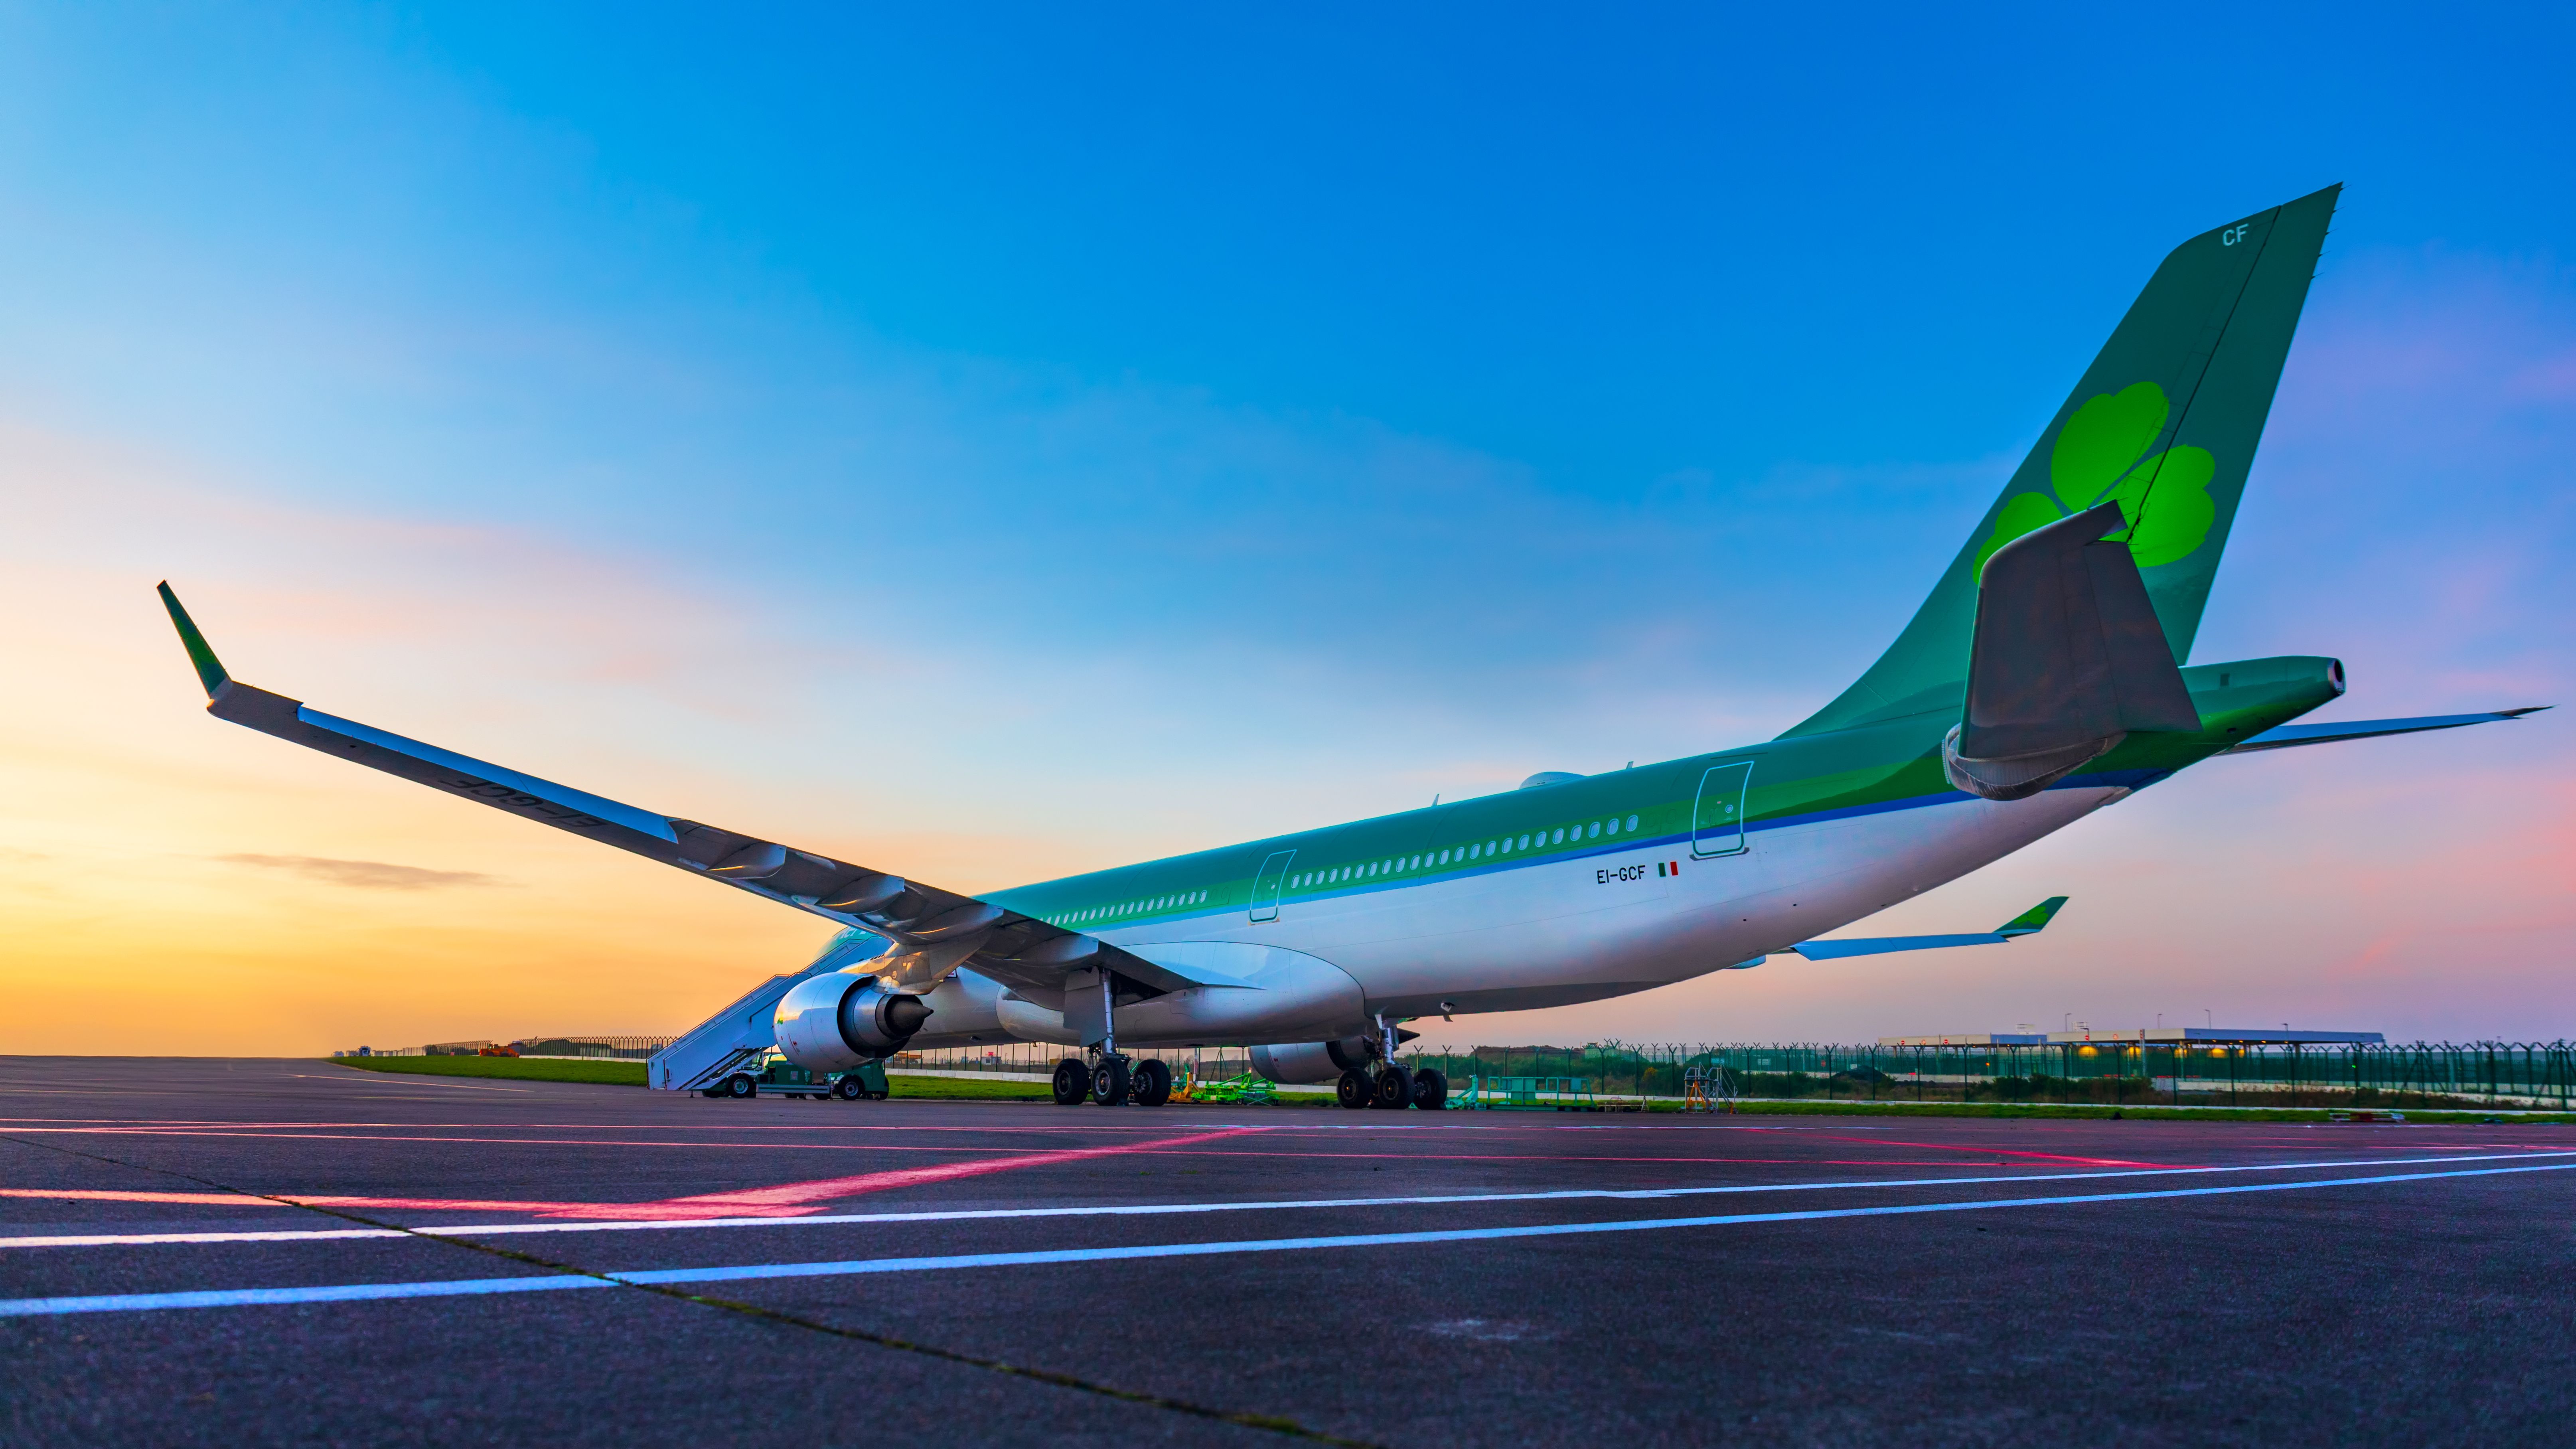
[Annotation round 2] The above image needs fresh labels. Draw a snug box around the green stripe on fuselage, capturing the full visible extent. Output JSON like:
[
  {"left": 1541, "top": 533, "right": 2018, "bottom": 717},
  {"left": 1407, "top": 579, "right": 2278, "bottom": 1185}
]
[{"left": 985, "top": 656, "right": 2344, "bottom": 928}]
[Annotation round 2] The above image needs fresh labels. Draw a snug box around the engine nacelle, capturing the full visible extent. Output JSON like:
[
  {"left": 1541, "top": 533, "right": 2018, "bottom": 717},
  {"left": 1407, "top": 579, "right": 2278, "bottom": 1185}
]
[
  {"left": 1250, "top": 1038, "right": 1374, "bottom": 1084},
  {"left": 774, "top": 971, "right": 932, "bottom": 1072}
]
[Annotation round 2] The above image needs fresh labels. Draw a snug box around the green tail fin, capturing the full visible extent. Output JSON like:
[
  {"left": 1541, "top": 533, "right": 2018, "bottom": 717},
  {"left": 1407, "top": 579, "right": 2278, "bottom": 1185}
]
[{"left": 1784, "top": 185, "right": 2339, "bottom": 738}]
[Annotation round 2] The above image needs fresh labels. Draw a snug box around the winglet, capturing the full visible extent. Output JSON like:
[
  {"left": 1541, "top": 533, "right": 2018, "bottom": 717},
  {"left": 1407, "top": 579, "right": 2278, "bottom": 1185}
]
[
  {"left": 1995, "top": 896, "right": 2069, "bottom": 938},
  {"left": 156, "top": 582, "right": 230, "bottom": 697}
]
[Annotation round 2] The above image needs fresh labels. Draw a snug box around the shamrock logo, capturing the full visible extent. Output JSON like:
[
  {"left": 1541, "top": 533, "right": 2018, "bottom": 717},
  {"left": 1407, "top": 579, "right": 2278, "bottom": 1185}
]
[{"left": 1976, "top": 380, "right": 2217, "bottom": 578}]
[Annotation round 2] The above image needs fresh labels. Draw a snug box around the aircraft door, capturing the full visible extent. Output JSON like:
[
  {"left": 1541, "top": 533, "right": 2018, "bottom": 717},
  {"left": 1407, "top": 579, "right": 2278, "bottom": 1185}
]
[
  {"left": 1249, "top": 850, "right": 1296, "bottom": 922},
  {"left": 1691, "top": 761, "right": 1754, "bottom": 857}
]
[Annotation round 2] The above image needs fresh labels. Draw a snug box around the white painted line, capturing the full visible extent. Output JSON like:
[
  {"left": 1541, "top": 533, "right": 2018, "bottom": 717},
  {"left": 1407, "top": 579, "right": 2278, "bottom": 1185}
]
[
  {"left": 0, "top": 1228, "right": 406, "bottom": 1248},
  {"left": 8, "top": 1161, "right": 2571, "bottom": 1318},
  {"left": 6, "top": 1150, "right": 2570, "bottom": 1250}
]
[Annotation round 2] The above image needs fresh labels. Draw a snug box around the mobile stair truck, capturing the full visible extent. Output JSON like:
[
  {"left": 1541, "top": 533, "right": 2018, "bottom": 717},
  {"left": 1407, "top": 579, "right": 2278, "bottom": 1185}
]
[{"left": 646, "top": 944, "right": 892, "bottom": 1103}]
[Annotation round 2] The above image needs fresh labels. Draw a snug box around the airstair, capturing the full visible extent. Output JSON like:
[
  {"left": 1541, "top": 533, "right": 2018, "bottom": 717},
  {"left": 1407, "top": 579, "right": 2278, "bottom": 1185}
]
[{"left": 647, "top": 931, "right": 887, "bottom": 1092}]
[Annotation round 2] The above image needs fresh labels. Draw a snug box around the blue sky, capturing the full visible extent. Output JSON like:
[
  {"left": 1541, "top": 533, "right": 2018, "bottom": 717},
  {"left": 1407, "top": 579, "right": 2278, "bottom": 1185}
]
[{"left": 2, "top": 4, "right": 2570, "bottom": 1049}]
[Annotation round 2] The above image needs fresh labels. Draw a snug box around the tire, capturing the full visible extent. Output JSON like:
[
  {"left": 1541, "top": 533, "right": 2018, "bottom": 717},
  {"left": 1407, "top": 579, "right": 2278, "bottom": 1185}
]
[
  {"left": 720, "top": 1073, "right": 756, "bottom": 1100},
  {"left": 1336, "top": 1070, "right": 1373, "bottom": 1110},
  {"left": 1131, "top": 1058, "right": 1173, "bottom": 1107},
  {"left": 833, "top": 1078, "right": 865, "bottom": 1101},
  {"left": 1052, "top": 1058, "right": 1092, "bottom": 1106},
  {"left": 1090, "top": 1056, "right": 1132, "bottom": 1107},
  {"left": 1370, "top": 1068, "right": 1411, "bottom": 1110},
  {"left": 1409, "top": 1067, "right": 1449, "bottom": 1110}
]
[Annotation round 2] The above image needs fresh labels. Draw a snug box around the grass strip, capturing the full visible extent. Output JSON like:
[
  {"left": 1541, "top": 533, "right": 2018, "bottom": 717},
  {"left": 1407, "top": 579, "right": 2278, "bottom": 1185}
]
[
  {"left": 333, "top": 1056, "right": 644, "bottom": 1086},
  {"left": 1588, "top": 1098, "right": 2576, "bottom": 1124},
  {"left": 326, "top": 1059, "right": 2570, "bottom": 1123},
  {"left": 327, "top": 1056, "right": 1055, "bottom": 1100}
]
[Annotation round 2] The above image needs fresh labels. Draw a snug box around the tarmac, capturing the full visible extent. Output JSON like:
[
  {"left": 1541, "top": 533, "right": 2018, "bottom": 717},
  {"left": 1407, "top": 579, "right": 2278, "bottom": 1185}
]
[{"left": 4, "top": 1057, "right": 2572, "bottom": 1447}]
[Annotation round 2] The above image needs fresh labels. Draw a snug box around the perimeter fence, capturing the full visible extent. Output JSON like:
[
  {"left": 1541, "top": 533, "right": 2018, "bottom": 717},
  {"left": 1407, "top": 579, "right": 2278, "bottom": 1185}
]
[
  {"left": 344, "top": 1033, "right": 2576, "bottom": 1110},
  {"left": 340, "top": 1036, "right": 680, "bottom": 1060},
  {"left": 1390, "top": 1040, "right": 2576, "bottom": 1111}
]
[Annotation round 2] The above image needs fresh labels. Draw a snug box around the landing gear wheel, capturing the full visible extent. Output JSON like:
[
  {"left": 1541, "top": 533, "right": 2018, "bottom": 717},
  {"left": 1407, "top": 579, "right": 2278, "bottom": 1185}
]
[
  {"left": 720, "top": 1073, "right": 756, "bottom": 1100},
  {"left": 1370, "top": 1068, "right": 1411, "bottom": 1110},
  {"left": 832, "top": 1077, "right": 866, "bottom": 1101},
  {"left": 1130, "top": 1058, "right": 1173, "bottom": 1107},
  {"left": 1090, "top": 1056, "right": 1132, "bottom": 1106},
  {"left": 1336, "top": 1070, "right": 1374, "bottom": 1110},
  {"left": 1051, "top": 1058, "right": 1093, "bottom": 1106},
  {"left": 1409, "top": 1067, "right": 1448, "bottom": 1110}
]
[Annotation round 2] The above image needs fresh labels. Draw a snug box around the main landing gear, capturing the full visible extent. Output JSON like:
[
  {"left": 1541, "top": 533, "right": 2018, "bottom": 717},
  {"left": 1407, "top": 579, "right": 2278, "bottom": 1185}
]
[
  {"left": 1051, "top": 1052, "right": 1174, "bottom": 1106},
  {"left": 1336, "top": 1013, "right": 1447, "bottom": 1110},
  {"left": 1338, "top": 1064, "right": 1447, "bottom": 1110},
  {"left": 1052, "top": 968, "right": 1179, "bottom": 1106}
]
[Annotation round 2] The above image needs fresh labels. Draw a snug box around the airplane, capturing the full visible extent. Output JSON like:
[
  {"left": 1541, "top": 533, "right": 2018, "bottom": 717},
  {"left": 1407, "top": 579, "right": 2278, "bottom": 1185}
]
[{"left": 158, "top": 183, "right": 2543, "bottom": 1111}]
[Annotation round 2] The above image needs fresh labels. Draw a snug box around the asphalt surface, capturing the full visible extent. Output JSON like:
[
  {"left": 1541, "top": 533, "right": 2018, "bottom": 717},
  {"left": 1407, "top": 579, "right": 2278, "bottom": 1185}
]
[{"left": 4, "top": 1058, "right": 2572, "bottom": 1447}]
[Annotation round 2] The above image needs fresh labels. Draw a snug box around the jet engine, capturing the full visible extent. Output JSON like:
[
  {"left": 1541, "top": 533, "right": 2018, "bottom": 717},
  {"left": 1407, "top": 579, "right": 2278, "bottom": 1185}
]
[
  {"left": 774, "top": 971, "right": 932, "bottom": 1072},
  {"left": 1250, "top": 1038, "right": 1376, "bottom": 1084}
]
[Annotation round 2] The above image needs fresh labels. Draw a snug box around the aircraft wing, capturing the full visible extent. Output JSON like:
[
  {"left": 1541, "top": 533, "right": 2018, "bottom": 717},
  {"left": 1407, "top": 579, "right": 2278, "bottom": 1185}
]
[
  {"left": 156, "top": 584, "right": 1196, "bottom": 999},
  {"left": 1786, "top": 896, "right": 2068, "bottom": 961},
  {"left": 2223, "top": 708, "right": 2548, "bottom": 753}
]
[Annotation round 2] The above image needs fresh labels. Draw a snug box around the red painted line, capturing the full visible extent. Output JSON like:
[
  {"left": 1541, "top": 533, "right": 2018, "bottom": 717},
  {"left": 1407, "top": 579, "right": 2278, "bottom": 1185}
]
[
  {"left": 1, "top": 1127, "right": 1271, "bottom": 1221},
  {"left": 568, "top": 1127, "right": 1269, "bottom": 1220},
  {"left": 0, "top": 1186, "right": 604, "bottom": 1212},
  {"left": 1785, "top": 1132, "right": 2188, "bottom": 1168},
  {"left": 1121, "top": 1150, "right": 2039, "bottom": 1167},
  {"left": 0, "top": 1189, "right": 289, "bottom": 1207}
]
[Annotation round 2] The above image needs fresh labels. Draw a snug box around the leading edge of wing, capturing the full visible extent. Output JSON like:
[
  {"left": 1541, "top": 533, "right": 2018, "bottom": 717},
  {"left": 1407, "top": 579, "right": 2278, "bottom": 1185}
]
[{"left": 154, "top": 584, "right": 1192, "bottom": 993}]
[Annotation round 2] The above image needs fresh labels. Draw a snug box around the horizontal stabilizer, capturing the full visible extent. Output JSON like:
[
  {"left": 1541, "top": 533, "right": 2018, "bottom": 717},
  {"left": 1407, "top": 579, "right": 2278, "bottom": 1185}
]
[
  {"left": 2225, "top": 707, "right": 2548, "bottom": 753},
  {"left": 1789, "top": 896, "right": 2068, "bottom": 961}
]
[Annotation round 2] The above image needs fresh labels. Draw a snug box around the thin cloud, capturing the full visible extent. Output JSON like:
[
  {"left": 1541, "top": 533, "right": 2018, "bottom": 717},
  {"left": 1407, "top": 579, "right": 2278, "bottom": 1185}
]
[{"left": 217, "top": 854, "right": 501, "bottom": 890}]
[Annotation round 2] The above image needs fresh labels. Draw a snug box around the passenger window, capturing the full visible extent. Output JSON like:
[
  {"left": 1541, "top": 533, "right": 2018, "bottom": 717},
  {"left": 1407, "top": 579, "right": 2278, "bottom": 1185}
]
[
  {"left": 1588, "top": 821, "right": 1601, "bottom": 838},
  {"left": 1516, "top": 833, "right": 1530, "bottom": 849},
  {"left": 1626, "top": 814, "right": 1638, "bottom": 831},
  {"left": 1605, "top": 819, "right": 1619, "bottom": 836}
]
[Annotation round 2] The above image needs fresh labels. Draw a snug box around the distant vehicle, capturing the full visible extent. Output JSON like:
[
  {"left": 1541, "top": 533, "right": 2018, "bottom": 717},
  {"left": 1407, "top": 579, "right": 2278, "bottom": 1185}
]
[
  {"left": 162, "top": 185, "right": 2543, "bottom": 1119},
  {"left": 704, "top": 1053, "right": 888, "bottom": 1102}
]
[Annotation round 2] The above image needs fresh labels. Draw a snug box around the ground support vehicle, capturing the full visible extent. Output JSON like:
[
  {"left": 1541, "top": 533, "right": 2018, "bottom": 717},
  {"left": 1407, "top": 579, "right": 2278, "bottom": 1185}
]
[{"left": 702, "top": 1054, "right": 889, "bottom": 1101}]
